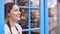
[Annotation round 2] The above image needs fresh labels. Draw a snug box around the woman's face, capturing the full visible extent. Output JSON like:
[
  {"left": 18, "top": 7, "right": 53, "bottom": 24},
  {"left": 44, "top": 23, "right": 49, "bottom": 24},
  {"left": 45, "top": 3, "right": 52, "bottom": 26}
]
[{"left": 8, "top": 5, "right": 21, "bottom": 21}]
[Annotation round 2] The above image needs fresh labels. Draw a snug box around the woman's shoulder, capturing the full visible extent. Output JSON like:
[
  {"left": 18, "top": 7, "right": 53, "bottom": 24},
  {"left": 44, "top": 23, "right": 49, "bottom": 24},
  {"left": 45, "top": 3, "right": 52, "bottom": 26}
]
[
  {"left": 5, "top": 24, "right": 11, "bottom": 34},
  {"left": 15, "top": 23, "right": 22, "bottom": 29},
  {"left": 5, "top": 24, "right": 9, "bottom": 29},
  {"left": 15, "top": 23, "right": 22, "bottom": 34},
  {"left": 5, "top": 24, "right": 10, "bottom": 31}
]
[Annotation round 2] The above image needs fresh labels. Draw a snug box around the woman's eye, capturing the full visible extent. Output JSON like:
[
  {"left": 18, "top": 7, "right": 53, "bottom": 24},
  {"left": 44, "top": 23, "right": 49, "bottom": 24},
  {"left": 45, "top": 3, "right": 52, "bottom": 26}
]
[{"left": 14, "top": 9, "right": 18, "bottom": 11}]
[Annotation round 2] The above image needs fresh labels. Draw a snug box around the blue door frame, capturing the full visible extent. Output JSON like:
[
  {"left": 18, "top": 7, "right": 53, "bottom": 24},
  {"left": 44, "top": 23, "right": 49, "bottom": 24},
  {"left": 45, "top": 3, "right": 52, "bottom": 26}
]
[
  {"left": 0, "top": 0, "right": 4, "bottom": 34},
  {"left": 0, "top": 0, "right": 49, "bottom": 34},
  {"left": 44, "top": 0, "right": 48, "bottom": 34}
]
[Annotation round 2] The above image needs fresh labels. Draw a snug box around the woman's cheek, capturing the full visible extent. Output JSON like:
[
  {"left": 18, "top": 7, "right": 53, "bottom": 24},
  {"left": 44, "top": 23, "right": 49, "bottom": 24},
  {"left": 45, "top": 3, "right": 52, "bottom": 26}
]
[{"left": 14, "top": 14, "right": 20, "bottom": 20}]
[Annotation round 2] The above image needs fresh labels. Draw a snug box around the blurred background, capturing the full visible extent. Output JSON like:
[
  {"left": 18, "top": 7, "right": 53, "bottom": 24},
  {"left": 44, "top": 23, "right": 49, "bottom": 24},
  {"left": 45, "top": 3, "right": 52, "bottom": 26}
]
[{"left": 48, "top": 0, "right": 58, "bottom": 34}]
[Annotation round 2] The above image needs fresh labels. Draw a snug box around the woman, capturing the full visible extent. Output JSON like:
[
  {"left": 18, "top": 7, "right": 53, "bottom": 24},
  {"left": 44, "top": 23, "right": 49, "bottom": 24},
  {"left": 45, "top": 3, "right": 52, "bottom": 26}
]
[{"left": 5, "top": 2, "right": 22, "bottom": 34}]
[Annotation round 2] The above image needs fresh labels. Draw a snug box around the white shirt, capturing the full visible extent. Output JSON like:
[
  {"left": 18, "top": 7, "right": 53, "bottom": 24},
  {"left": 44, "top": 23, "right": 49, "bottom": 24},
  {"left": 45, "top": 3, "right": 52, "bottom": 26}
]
[{"left": 5, "top": 23, "right": 22, "bottom": 34}]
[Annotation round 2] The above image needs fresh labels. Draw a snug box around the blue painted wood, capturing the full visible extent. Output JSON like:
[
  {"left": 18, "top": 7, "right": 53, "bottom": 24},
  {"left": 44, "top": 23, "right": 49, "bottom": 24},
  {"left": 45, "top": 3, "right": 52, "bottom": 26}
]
[
  {"left": 44, "top": 0, "right": 48, "bottom": 34},
  {"left": 28, "top": 0, "right": 31, "bottom": 34},
  {"left": 0, "top": 0, "right": 4, "bottom": 34},
  {"left": 40, "top": 0, "right": 44, "bottom": 34},
  {"left": 22, "top": 28, "right": 40, "bottom": 32}
]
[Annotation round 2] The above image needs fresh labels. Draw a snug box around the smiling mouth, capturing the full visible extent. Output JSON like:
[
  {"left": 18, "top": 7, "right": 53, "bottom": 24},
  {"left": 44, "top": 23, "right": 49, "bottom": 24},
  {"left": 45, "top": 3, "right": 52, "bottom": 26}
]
[
  {"left": 17, "top": 16, "right": 20, "bottom": 17},
  {"left": 16, "top": 15, "right": 20, "bottom": 18}
]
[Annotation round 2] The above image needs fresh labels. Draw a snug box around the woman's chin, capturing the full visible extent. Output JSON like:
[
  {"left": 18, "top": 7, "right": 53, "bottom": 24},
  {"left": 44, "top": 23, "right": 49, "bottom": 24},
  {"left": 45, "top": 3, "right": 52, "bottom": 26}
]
[{"left": 15, "top": 17, "right": 20, "bottom": 20}]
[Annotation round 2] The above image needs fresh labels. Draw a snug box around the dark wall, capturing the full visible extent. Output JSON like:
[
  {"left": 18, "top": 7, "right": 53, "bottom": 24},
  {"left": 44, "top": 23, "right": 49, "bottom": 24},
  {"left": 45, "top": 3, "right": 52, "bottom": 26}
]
[{"left": 58, "top": 0, "right": 60, "bottom": 2}]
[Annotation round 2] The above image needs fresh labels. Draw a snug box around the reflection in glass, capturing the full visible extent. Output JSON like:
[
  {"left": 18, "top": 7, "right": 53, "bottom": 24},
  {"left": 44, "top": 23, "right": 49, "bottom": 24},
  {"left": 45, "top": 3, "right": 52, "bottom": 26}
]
[
  {"left": 31, "top": 9, "right": 40, "bottom": 28},
  {"left": 22, "top": 31, "right": 28, "bottom": 34},
  {"left": 17, "top": 0, "right": 28, "bottom": 6},
  {"left": 18, "top": 8, "right": 28, "bottom": 29},
  {"left": 31, "top": 30, "right": 40, "bottom": 34},
  {"left": 30, "top": 0, "right": 39, "bottom": 7}
]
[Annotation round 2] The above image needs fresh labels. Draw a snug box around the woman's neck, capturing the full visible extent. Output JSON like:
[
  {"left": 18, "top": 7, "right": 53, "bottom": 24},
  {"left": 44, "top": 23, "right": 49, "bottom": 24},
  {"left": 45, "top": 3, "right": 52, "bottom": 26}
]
[
  {"left": 8, "top": 18, "right": 16, "bottom": 27},
  {"left": 5, "top": 19, "right": 7, "bottom": 24}
]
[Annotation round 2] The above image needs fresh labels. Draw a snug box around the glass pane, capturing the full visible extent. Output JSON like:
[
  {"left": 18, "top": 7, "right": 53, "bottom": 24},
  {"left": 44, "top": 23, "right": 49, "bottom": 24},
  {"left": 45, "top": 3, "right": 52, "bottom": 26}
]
[
  {"left": 31, "top": 30, "right": 40, "bottom": 34},
  {"left": 17, "top": 0, "right": 28, "bottom": 6},
  {"left": 18, "top": 8, "right": 28, "bottom": 29},
  {"left": 48, "top": 0, "right": 58, "bottom": 34},
  {"left": 22, "top": 31, "right": 28, "bottom": 34},
  {"left": 31, "top": 9, "right": 40, "bottom": 28},
  {"left": 30, "top": 0, "right": 40, "bottom": 7}
]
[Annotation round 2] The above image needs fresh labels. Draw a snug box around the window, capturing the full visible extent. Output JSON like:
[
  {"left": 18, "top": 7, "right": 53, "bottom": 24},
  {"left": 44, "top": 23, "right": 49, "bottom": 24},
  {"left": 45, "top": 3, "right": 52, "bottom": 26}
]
[{"left": 14, "top": 0, "right": 47, "bottom": 34}]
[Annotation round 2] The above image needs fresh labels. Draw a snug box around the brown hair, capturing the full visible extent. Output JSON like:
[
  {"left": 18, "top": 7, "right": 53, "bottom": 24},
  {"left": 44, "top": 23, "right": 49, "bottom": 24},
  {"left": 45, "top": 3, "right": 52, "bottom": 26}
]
[
  {"left": 4, "top": 2, "right": 14, "bottom": 20},
  {"left": 5, "top": 2, "right": 14, "bottom": 34}
]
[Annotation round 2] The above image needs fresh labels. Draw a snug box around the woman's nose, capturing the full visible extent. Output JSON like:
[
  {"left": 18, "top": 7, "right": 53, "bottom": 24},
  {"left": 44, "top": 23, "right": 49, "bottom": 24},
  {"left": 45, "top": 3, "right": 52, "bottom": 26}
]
[{"left": 18, "top": 11, "right": 21, "bottom": 15}]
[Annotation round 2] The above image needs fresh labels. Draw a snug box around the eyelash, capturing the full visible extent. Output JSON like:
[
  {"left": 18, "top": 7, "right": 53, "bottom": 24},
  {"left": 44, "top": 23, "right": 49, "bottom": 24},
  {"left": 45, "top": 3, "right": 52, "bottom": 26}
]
[
  {"left": 14, "top": 10, "right": 18, "bottom": 11},
  {"left": 14, "top": 10, "right": 20, "bottom": 12}
]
